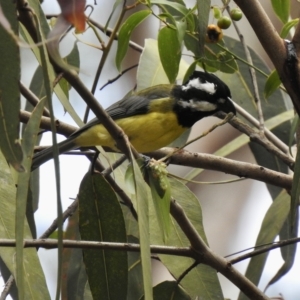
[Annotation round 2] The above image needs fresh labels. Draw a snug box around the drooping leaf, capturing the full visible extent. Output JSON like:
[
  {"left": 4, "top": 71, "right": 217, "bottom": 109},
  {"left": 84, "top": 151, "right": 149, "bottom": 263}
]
[
  {"left": 268, "top": 207, "right": 298, "bottom": 288},
  {"left": 61, "top": 208, "right": 88, "bottom": 300},
  {"left": 238, "top": 190, "right": 290, "bottom": 300},
  {"left": 290, "top": 145, "right": 300, "bottom": 229},
  {"left": 78, "top": 173, "right": 128, "bottom": 300},
  {"left": 0, "top": 0, "right": 23, "bottom": 171},
  {"left": 0, "top": 149, "right": 50, "bottom": 299},
  {"left": 127, "top": 235, "right": 144, "bottom": 300},
  {"left": 57, "top": 0, "right": 86, "bottom": 32},
  {"left": 216, "top": 36, "right": 291, "bottom": 200},
  {"left": 271, "top": 0, "right": 290, "bottom": 24},
  {"left": 158, "top": 26, "right": 181, "bottom": 83},
  {"left": 150, "top": 178, "right": 223, "bottom": 299},
  {"left": 264, "top": 69, "right": 281, "bottom": 99},
  {"left": 116, "top": 10, "right": 151, "bottom": 71},
  {"left": 130, "top": 158, "right": 153, "bottom": 300},
  {"left": 136, "top": 39, "right": 189, "bottom": 91},
  {"left": 196, "top": 0, "right": 210, "bottom": 57}
]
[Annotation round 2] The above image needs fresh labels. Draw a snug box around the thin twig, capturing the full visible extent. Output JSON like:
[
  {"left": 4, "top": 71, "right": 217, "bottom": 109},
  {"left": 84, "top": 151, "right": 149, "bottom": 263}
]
[
  {"left": 231, "top": 14, "right": 265, "bottom": 133},
  {"left": 99, "top": 64, "right": 138, "bottom": 91},
  {"left": 19, "top": 82, "right": 50, "bottom": 117},
  {"left": 229, "top": 236, "right": 300, "bottom": 265},
  {"left": 0, "top": 239, "right": 192, "bottom": 256}
]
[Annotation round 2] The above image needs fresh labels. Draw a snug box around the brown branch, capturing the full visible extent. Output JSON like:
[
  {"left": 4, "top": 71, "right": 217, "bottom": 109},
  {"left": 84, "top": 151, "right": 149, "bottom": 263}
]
[
  {"left": 19, "top": 110, "right": 293, "bottom": 190},
  {"left": 224, "top": 114, "right": 295, "bottom": 170},
  {"left": 234, "top": 0, "right": 300, "bottom": 116},
  {"left": 229, "top": 236, "right": 300, "bottom": 265},
  {"left": 170, "top": 200, "right": 270, "bottom": 299},
  {"left": 0, "top": 239, "right": 191, "bottom": 256},
  {"left": 150, "top": 148, "right": 292, "bottom": 190}
]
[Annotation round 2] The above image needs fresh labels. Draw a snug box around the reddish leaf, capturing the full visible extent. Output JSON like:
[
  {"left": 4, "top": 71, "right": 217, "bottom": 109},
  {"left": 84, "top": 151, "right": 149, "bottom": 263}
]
[{"left": 57, "top": 0, "right": 86, "bottom": 32}]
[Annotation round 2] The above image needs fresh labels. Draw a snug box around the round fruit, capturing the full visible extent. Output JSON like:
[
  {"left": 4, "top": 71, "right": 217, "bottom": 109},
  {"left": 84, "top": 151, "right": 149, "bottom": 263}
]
[
  {"left": 217, "top": 16, "right": 232, "bottom": 29},
  {"left": 205, "top": 24, "right": 223, "bottom": 43},
  {"left": 230, "top": 8, "right": 243, "bottom": 21}
]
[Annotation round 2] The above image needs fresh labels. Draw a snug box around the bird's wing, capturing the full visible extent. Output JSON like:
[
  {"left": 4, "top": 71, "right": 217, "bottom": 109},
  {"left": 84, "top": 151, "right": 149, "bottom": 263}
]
[{"left": 70, "top": 85, "right": 174, "bottom": 138}]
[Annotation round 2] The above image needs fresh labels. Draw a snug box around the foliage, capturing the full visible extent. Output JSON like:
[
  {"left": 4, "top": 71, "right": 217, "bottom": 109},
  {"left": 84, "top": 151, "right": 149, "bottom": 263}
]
[{"left": 0, "top": 0, "right": 299, "bottom": 299}]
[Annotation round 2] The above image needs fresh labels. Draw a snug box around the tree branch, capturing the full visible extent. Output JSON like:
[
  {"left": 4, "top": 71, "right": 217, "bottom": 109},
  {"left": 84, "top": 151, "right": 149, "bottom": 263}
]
[
  {"left": 170, "top": 200, "right": 270, "bottom": 299},
  {"left": 150, "top": 148, "right": 292, "bottom": 190},
  {"left": 19, "top": 110, "right": 293, "bottom": 190},
  {"left": 234, "top": 0, "right": 300, "bottom": 115}
]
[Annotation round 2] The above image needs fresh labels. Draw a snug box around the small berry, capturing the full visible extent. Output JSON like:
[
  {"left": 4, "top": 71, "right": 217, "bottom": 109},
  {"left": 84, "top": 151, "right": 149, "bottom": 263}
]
[
  {"left": 230, "top": 8, "right": 243, "bottom": 21},
  {"left": 217, "top": 16, "right": 232, "bottom": 29}
]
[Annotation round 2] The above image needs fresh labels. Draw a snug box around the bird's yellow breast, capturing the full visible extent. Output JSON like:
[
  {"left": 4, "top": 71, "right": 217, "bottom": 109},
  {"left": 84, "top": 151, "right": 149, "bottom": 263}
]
[{"left": 74, "top": 111, "right": 187, "bottom": 153}]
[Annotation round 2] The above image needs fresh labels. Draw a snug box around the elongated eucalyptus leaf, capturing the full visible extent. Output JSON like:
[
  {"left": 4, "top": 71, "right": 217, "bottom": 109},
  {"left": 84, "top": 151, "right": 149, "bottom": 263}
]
[
  {"left": 264, "top": 69, "right": 281, "bottom": 99},
  {"left": 196, "top": 0, "right": 210, "bottom": 57},
  {"left": 78, "top": 173, "right": 128, "bottom": 300},
  {"left": 61, "top": 209, "right": 88, "bottom": 300},
  {"left": 0, "top": 0, "right": 23, "bottom": 171},
  {"left": 149, "top": 178, "right": 223, "bottom": 299},
  {"left": 238, "top": 190, "right": 290, "bottom": 300},
  {"left": 131, "top": 158, "right": 153, "bottom": 300},
  {"left": 136, "top": 39, "right": 189, "bottom": 91},
  {"left": 217, "top": 36, "right": 291, "bottom": 199},
  {"left": 271, "top": 0, "right": 290, "bottom": 24},
  {"left": 158, "top": 26, "right": 181, "bottom": 83},
  {"left": 0, "top": 149, "right": 50, "bottom": 299},
  {"left": 116, "top": 10, "right": 151, "bottom": 71}
]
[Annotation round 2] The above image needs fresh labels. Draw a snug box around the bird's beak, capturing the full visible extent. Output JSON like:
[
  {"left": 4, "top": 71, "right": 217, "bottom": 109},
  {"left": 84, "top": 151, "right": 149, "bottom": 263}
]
[{"left": 222, "top": 97, "right": 236, "bottom": 115}]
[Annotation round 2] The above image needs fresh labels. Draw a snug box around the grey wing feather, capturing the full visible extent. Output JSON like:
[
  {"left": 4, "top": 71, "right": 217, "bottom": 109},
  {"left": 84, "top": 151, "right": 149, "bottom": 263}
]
[{"left": 70, "top": 89, "right": 171, "bottom": 138}]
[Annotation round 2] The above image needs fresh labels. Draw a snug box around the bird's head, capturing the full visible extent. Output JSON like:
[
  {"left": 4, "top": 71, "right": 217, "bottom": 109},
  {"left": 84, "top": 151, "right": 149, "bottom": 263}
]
[{"left": 173, "top": 70, "right": 236, "bottom": 127}]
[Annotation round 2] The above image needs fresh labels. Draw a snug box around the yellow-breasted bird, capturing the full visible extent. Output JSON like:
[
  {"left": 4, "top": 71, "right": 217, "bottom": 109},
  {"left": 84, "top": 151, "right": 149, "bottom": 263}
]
[{"left": 31, "top": 71, "right": 235, "bottom": 170}]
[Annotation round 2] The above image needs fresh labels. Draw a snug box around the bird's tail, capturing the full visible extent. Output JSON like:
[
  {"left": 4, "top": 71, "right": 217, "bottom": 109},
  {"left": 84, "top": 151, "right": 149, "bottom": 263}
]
[{"left": 31, "top": 136, "right": 77, "bottom": 171}]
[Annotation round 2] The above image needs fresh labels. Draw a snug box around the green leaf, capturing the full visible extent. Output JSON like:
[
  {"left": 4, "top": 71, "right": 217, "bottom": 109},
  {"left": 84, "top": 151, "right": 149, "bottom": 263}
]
[
  {"left": 271, "top": 0, "right": 290, "bottom": 24},
  {"left": 127, "top": 236, "right": 144, "bottom": 300},
  {"left": 142, "top": 281, "right": 190, "bottom": 300},
  {"left": 158, "top": 26, "right": 181, "bottom": 83},
  {"left": 280, "top": 18, "right": 299, "bottom": 38},
  {"left": 196, "top": 0, "right": 210, "bottom": 57},
  {"left": 264, "top": 69, "right": 281, "bottom": 98},
  {"left": 150, "top": 0, "right": 189, "bottom": 16},
  {"left": 130, "top": 158, "right": 153, "bottom": 300},
  {"left": 0, "top": 149, "right": 50, "bottom": 299},
  {"left": 150, "top": 178, "right": 223, "bottom": 299},
  {"left": 238, "top": 190, "right": 290, "bottom": 300},
  {"left": 16, "top": 98, "right": 46, "bottom": 297},
  {"left": 61, "top": 209, "right": 88, "bottom": 300},
  {"left": 216, "top": 36, "right": 291, "bottom": 200},
  {"left": 116, "top": 10, "right": 151, "bottom": 71},
  {"left": 136, "top": 39, "right": 189, "bottom": 90},
  {"left": 0, "top": 0, "right": 23, "bottom": 171},
  {"left": 19, "top": 12, "right": 83, "bottom": 127},
  {"left": 78, "top": 173, "right": 128, "bottom": 300},
  {"left": 290, "top": 145, "right": 300, "bottom": 229}
]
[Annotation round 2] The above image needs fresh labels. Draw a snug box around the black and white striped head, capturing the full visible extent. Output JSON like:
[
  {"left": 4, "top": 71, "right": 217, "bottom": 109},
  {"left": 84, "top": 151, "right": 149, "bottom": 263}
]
[{"left": 173, "top": 71, "right": 236, "bottom": 127}]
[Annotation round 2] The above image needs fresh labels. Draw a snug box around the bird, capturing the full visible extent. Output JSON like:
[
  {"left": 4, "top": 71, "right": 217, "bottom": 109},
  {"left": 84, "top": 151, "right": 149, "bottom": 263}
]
[{"left": 31, "top": 70, "right": 235, "bottom": 170}]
